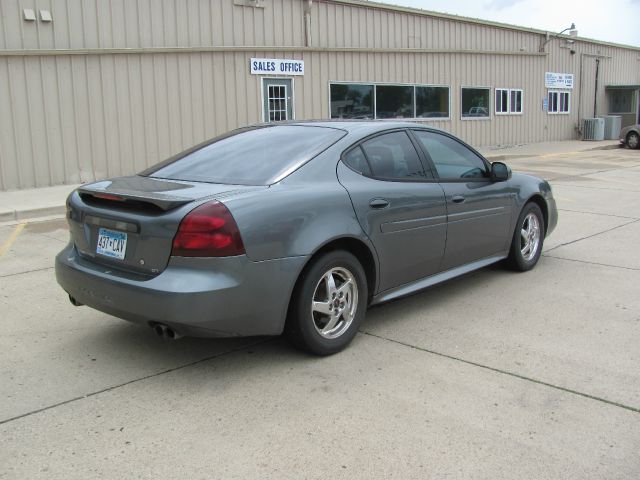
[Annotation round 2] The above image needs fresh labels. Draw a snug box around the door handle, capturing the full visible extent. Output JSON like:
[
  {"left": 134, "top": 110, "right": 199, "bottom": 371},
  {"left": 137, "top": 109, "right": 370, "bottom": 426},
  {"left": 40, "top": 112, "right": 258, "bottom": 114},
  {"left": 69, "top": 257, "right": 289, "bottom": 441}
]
[
  {"left": 451, "top": 195, "right": 465, "bottom": 204},
  {"left": 369, "top": 198, "right": 390, "bottom": 209}
]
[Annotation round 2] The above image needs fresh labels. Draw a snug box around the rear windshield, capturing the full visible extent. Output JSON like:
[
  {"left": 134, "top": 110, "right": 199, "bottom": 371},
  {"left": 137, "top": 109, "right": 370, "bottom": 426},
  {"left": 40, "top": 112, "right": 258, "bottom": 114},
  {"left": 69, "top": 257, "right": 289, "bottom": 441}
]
[{"left": 144, "top": 125, "right": 346, "bottom": 185}]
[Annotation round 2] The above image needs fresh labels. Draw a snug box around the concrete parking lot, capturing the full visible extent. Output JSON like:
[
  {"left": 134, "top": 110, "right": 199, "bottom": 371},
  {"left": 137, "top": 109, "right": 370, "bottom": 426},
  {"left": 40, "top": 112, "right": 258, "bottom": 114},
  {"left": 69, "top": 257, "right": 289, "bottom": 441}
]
[{"left": 1, "top": 147, "right": 639, "bottom": 479}]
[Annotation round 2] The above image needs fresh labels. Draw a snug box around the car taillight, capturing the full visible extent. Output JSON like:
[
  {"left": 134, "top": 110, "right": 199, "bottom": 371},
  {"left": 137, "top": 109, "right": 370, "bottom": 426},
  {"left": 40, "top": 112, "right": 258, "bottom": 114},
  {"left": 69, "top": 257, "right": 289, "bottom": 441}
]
[{"left": 171, "top": 201, "right": 245, "bottom": 257}]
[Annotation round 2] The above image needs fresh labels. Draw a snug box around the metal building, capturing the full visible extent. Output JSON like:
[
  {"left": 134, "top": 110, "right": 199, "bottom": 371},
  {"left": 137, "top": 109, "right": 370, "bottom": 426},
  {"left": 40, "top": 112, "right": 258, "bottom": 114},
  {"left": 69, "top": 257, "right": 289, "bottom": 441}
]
[{"left": 1, "top": 0, "right": 639, "bottom": 191}]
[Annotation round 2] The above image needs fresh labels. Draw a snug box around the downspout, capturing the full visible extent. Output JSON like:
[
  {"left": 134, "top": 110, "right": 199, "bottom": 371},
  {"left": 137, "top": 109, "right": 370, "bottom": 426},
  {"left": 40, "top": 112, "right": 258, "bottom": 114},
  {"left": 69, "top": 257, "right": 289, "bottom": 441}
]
[
  {"left": 577, "top": 53, "right": 585, "bottom": 136},
  {"left": 577, "top": 52, "right": 611, "bottom": 136},
  {"left": 593, "top": 58, "right": 600, "bottom": 117},
  {"left": 304, "top": 0, "right": 313, "bottom": 47}
]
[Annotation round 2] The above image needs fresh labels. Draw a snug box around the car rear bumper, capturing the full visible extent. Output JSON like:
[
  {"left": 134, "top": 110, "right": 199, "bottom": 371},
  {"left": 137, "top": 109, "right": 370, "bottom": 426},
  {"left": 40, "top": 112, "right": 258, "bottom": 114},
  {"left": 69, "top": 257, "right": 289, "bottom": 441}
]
[{"left": 55, "top": 243, "right": 307, "bottom": 337}]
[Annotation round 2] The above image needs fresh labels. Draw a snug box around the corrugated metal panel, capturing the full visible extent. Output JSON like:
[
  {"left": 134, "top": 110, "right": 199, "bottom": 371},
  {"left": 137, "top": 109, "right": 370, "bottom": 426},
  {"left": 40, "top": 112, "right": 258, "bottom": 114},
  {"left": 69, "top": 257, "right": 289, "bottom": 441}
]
[
  {"left": 0, "top": 0, "right": 306, "bottom": 50},
  {"left": 1, "top": 0, "right": 640, "bottom": 189}
]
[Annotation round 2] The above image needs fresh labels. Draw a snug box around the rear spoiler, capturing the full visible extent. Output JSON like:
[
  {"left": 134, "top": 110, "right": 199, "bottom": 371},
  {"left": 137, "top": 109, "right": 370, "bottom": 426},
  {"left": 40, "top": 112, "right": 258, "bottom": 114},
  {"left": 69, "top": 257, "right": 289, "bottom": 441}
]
[
  {"left": 78, "top": 178, "right": 194, "bottom": 211},
  {"left": 78, "top": 188, "right": 192, "bottom": 211}
]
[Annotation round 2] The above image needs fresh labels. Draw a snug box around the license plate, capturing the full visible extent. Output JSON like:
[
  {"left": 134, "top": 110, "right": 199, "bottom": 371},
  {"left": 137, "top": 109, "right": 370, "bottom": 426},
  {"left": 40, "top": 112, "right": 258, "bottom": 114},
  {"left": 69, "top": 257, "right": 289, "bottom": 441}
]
[{"left": 96, "top": 228, "right": 127, "bottom": 260}]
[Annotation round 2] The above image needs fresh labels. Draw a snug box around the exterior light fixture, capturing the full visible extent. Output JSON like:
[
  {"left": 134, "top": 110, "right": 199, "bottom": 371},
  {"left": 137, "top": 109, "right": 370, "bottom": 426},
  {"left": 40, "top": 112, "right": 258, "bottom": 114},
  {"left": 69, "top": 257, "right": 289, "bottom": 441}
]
[{"left": 540, "top": 23, "right": 577, "bottom": 52}]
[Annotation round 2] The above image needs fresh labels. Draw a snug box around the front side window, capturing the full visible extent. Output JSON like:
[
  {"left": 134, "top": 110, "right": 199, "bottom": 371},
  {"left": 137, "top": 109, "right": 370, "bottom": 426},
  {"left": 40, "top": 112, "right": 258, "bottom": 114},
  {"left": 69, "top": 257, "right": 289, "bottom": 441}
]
[
  {"left": 360, "top": 131, "right": 427, "bottom": 180},
  {"left": 548, "top": 91, "right": 570, "bottom": 114},
  {"left": 330, "top": 84, "right": 374, "bottom": 119},
  {"left": 462, "top": 87, "right": 490, "bottom": 118},
  {"left": 413, "top": 130, "right": 487, "bottom": 181}
]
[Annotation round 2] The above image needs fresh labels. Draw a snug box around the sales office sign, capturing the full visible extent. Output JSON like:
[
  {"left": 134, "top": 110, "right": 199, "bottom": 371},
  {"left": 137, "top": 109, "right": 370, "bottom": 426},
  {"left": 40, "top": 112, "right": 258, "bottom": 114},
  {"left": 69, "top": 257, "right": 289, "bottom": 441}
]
[{"left": 250, "top": 58, "right": 305, "bottom": 76}]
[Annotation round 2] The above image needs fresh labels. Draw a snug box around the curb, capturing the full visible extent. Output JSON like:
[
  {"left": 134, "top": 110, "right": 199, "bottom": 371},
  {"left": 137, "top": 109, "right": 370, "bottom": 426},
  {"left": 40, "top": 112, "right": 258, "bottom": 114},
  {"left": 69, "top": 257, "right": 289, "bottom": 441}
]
[
  {"left": 484, "top": 142, "right": 622, "bottom": 161},
  {"left": 0, "top": 205, "right": 66, "bottom": 224}
]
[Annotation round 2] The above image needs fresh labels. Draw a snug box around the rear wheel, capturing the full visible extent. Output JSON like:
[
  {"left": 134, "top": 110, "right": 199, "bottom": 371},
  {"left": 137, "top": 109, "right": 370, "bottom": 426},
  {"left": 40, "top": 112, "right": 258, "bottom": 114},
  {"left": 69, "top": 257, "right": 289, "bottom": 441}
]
[
  {"left": 626, "top": 132, "right": 639, "bottom": 149},
  {"left": 507, "top": 203, "right": 545, "bottom": 271},
  {"left": 286, "top": 250, "right": 368, "bottom": 355}
]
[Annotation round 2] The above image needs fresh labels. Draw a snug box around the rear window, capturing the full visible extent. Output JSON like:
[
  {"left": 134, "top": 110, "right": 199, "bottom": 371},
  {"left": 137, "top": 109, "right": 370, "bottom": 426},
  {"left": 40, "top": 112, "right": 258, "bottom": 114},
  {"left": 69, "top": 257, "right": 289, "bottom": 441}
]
[{"left": 144, "top": 125, "right": 346, "bottom": 185}]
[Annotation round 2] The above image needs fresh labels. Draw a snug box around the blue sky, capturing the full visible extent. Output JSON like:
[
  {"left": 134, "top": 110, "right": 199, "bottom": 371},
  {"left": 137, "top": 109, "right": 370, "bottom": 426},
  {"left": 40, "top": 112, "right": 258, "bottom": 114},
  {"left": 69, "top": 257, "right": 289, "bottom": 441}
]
[{"left": 376, "top": 0, "right": 640, "bottom": 47}]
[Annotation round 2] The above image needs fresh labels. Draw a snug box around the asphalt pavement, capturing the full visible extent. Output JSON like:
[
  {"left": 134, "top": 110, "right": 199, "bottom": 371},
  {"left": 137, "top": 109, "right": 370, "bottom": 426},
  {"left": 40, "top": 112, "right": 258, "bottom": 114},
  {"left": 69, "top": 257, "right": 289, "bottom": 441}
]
[{"left": 1, "top": 145, "right": 639, "bottom": 479}]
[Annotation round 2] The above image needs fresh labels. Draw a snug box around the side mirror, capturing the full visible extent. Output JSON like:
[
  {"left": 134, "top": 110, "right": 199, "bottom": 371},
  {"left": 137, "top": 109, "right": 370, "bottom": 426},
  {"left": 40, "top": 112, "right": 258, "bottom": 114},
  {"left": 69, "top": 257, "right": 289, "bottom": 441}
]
[{"left": 491, "top": 162, "right": 512, "bottom": 182}]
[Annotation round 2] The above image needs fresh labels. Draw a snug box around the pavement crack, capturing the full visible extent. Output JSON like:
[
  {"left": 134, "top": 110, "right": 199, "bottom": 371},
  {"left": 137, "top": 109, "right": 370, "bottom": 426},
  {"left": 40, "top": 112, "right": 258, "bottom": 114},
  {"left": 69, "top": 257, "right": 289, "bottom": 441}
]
[
  {"left": 360, "top": 331, "right": 640, "bottom": 414},
  {"left": 36, "top": 233, "right": 68, "bottom": 244},
  {"left": 544, "top": 218, "right": 639, "bottom": 253},
  {"left": 0, "top": 338, "right": 272, "bottom": 426},
  {"left": 0, "top": 266, "right": 54, "bottom": 278},
  {"left": 542, "top": 255, "right": 640, "bottom": 271},
  {"left": 546, "top": 163, "right": 640, "bottom": 182},
  {"left": 551, "top": 183, "right": 640, "bottom": 193},
  {"left": 556, "top": 208, "right": 639, "bottom": 220}
]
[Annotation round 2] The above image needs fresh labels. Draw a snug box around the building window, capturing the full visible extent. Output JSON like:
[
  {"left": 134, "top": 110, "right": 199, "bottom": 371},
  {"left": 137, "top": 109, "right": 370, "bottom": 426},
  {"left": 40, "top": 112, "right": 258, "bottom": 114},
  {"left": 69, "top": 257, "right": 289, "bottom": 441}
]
[
  {"left": 461, "top": 87, "right": 490, "bottom": 119},
  {"left": 496, "top": 88, "right": 523, "bottom": 115},
  {"left": 416, "top": 86, "right": 450, "bottom": 118},
  {"left": 375, "top": 85, "right": 414, "bottom": 119},
  {"left": 330, "top": 84, "right": 374, "bottom": 119},
  {"left": 495, "top": 88, "right": 509, "bottom": 114},
  {"left": 548, "top": 91, "right": 570, "bottom": 114},
  {"left": 510, "top": 89, "right": 523, "bottom": 114},
  {"left": 329, "top": 83, "right": 450, "bottom": 120},
  {"left": 609, "top": 91, "right": 633, "bottom": 113}
]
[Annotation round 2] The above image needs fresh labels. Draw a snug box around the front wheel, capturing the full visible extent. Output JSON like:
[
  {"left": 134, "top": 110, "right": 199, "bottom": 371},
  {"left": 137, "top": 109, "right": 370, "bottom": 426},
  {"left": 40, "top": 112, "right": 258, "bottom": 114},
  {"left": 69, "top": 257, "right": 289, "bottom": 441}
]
[
  {"left": 507, "top": 203, "right": 545, "bottom": 271},
  {"left": 627, "top": 132, "right": 639, "bottom": 149},
  {"left": 285, "top": 250, "right": 368, "bottom": 355}
]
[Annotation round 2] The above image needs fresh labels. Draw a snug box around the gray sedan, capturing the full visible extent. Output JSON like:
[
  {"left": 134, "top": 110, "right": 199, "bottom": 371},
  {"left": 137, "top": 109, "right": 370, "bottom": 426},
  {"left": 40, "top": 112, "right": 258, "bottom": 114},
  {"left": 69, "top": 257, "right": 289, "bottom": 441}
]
[
  {"left": 56, "top": 121, "right": 557, "bottom": 355},
  {"left": 619, "top": 124, "right": 640, "bottom": 149}
]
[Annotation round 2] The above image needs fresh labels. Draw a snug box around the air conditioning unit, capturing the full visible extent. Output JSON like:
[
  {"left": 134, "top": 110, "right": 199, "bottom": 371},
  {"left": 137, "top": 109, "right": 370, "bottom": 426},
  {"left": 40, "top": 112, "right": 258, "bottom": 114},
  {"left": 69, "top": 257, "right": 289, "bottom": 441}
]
[
  {"left": 582, "top": 118, "right": 605, "bottom": 141},
  {"left": 600, "top": 115, "right": 622, "bottom": 140}
]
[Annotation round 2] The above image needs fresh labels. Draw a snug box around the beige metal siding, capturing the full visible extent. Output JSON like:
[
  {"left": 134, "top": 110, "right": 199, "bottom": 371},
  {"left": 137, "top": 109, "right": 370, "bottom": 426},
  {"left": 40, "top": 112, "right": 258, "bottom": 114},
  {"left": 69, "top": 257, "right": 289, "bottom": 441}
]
[
  {"left": 1, "top": 0, "right": 639, "bottom": 190},
  {"left": 0, "top": 50, "right": 276, "bottom": 190},
  {"left": 0, "top": 0, "right": 307, "bottom": 50}
]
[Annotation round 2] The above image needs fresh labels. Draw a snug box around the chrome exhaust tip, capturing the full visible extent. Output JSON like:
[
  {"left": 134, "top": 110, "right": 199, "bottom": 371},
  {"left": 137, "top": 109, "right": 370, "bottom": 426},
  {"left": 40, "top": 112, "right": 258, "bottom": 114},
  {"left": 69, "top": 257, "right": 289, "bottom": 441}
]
[{"left": 151, "top": 323, "right": 182, "bottom": 340}]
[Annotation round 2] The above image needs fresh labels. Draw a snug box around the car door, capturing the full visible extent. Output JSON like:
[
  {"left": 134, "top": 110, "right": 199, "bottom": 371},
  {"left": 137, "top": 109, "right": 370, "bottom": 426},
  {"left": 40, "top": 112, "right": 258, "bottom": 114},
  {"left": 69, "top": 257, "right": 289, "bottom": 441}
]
[
  {"left": 336, "top": 130, "right": 447, "bottom": 292},
  {"left": 411, "top": 129, "right": 513, "bottom": 271}
]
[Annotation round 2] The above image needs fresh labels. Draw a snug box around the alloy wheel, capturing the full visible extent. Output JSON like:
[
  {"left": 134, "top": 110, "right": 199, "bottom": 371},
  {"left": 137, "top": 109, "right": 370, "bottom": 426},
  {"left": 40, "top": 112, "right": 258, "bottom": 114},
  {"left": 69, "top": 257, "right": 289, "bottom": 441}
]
[
  {"left": 520, "top": 212, "right": 541, "bottom": 261},
  {"left": 311, "top": 267, "right": 358, "bottom": 339}
]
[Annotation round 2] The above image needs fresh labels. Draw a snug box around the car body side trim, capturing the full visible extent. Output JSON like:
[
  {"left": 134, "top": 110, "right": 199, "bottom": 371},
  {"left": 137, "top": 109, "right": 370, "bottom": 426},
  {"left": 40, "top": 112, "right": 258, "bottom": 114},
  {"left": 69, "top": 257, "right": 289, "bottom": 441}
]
[
  {"left": 380, "top": 214, "right": 447, "bottom": 233},
  {"left": 371, "top": 253, "right": 507, "bottom": 304},
  {"left": 446, "top": 206, "right": 507, "bottom": 223}
]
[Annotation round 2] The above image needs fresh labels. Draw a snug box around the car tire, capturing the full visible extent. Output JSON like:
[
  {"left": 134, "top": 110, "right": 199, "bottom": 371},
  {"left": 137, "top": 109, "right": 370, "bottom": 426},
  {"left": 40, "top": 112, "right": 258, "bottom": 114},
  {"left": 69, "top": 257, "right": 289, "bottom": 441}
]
[
  {"left": 507, "top": 203, "right": 545, "bottom": 272},
  {"left": 626, "top": 132, "right": 640, "bottom": 149},
  {"left": 285, "top": 250, "right": 368, "bottom": 355}
]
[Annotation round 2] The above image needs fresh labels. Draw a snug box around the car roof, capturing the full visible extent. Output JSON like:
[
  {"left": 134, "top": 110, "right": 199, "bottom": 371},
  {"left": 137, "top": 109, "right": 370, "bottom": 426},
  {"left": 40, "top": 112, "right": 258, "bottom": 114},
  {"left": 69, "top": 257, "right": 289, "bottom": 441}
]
[{"left": 255, "top": 120, "right": 445, "bottom": 136}]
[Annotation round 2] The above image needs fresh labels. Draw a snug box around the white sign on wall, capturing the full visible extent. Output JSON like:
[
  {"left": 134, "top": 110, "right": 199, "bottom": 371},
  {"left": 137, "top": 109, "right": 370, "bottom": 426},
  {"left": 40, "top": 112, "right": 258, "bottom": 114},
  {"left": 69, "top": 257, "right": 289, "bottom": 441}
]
[
  {"left": 545, "top": 72, "right": 574, "bottom": 89},
  {"left": 250, "top": 58, "right": 305, "bottom": 76}
]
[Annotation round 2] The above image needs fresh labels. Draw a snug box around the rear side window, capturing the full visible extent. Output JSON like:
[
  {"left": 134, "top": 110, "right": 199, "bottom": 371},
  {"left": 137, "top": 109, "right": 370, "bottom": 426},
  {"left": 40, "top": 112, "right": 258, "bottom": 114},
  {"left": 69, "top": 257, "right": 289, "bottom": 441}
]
[
  {"left": 413, "top": 130, "right": 487, "bottom": 181},
  {"left": 145, "top": 125, "right": 345, "bottom": 185},
  {"left": 360, "top": 131, "right": 427, "bottom": 180},
  {"left": 343, "top": 146, "right": 372, "bottom": 176}
]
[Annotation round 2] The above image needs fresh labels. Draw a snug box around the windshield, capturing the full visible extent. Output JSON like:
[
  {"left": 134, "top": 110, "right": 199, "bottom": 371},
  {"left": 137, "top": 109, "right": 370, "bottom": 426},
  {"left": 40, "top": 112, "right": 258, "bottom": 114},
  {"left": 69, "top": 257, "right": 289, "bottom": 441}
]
[{"left": 143, "top": 125, "right": 346, "bottom": 185}]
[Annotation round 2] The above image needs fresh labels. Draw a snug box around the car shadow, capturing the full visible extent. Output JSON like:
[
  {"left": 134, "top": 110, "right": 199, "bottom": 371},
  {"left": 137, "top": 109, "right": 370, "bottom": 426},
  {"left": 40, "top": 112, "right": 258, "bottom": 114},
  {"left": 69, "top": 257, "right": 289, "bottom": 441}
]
[{"left": 47, "top": 261, "right": 529, "bottom": 401}]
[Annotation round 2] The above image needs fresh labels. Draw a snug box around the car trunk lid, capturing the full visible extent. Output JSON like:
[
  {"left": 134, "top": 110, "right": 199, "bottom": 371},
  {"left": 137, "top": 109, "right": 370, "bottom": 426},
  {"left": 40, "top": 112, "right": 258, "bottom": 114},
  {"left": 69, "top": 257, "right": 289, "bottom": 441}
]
[{"left": 68, "top": 176, "right": 264, "bottom": 276}]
